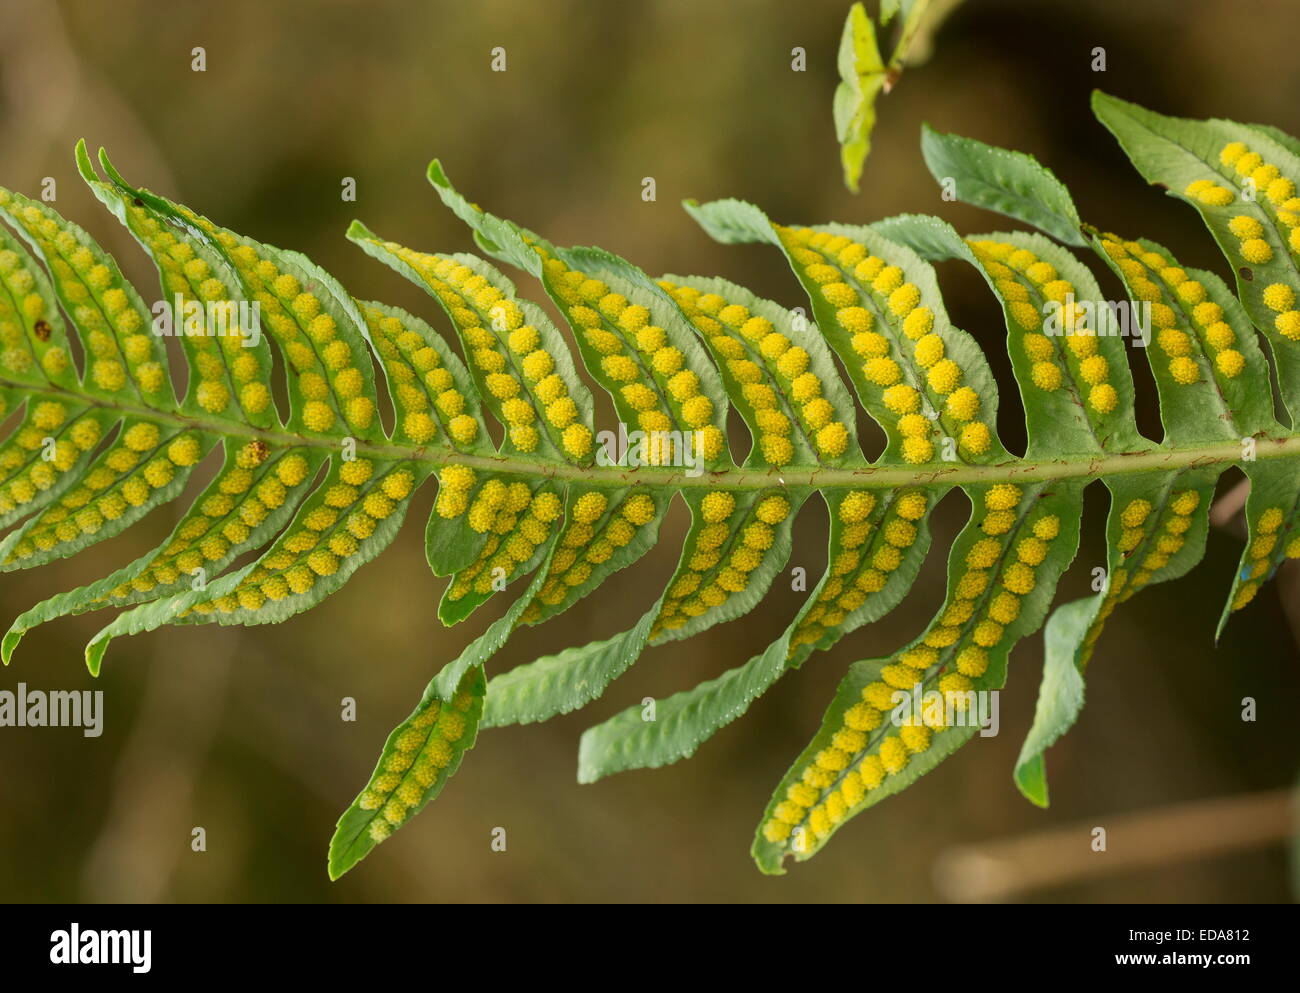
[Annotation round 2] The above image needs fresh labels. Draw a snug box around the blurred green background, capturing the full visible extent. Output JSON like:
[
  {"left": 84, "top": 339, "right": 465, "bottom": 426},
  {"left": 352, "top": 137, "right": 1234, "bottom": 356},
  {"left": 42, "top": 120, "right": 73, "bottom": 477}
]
[{"left": 0, "top": 0, "right": 1297, "bottom": 903}]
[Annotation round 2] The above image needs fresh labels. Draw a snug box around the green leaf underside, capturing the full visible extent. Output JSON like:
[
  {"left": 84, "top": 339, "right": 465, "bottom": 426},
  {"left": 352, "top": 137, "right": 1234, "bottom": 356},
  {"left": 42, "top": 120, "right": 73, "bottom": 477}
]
[{"left": 0, "top": 97, "right": 1293, "bottom": 881}]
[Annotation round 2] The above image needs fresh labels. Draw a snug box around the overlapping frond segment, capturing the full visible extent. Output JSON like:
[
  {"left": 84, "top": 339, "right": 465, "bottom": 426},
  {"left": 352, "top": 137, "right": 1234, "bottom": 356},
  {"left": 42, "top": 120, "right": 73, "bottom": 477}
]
[
  {"left": 1092, "top": 93, "right": 1300, "bottom": 420},
  {"left": 656, "top": 274, "right": 866, "bottom": 468},
  {"left": 578, "top": 483, "right": 937, "bottom": 781},
  {"left": 920, "top": 108, "right": 1300, "bottom": 807},
  {"left": 755, "top": 480, "right": 1083, "bottom": 870},
  {"left": 0, "top": 183, "right": 170, "bottom": 407},
  {"left": 876, "top": 215, "right": 1144, "bottom": 455},
  {"left": 79, "top": 147, "right": 274, "bottom": 427},
  {"left": 3, "top": 441, "right": 325, "bottom": 661},
  {"left": 348, "top": 225, "right": 586, "bottom": 459},
  {"left": 484, "top": 486, "right": 803, "bottom": 729},
  {"left": 686, "top": 199, "right": 1006, "bottom": 465},
  {"left": 428, "top": 162, "right": 731, "bottom": 471}
]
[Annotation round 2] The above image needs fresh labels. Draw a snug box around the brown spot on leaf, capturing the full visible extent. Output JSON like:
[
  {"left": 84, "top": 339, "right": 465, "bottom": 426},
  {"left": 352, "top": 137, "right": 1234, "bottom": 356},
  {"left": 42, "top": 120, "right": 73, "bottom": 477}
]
[{"left": 33, "top": 319, "right": 51, "bottom": 341}]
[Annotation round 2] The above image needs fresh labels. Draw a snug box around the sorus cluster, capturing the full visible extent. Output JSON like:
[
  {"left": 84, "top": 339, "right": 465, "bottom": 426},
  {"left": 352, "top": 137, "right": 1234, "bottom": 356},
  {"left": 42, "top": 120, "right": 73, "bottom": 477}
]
[
  {"left": 1216, "top": 142, "right": 1300, "bottom": 308},
  {"left": 775, "top": 225, "right": 993, "bottom": 462},
  {"left": 764, "top": 485, "right": 1064, "bottom": 851},
  {"left": 969, "top": 239, "right": 1121, "bottom": 415},
  {"left": 0, "top": 241, "right": 74, "bottom": 386},
  {"left": 358, "top": 303, "right": 479, "bottom": 448},
  {"left": 1231, "top": 503, "right": 1300, "bottom": 610},
  {"left": 786, "top": 487, "right": 929, "bottom": 653},
  {"left": 1218, "top": 212, "right": 1300, "bottom": 344},
  {"left": 652, "top": 490, "right": 790, "bottom": 637},
  {"left": 657, "top": 278, "right": 852, "bottom": 466},
  {"left": 534, "top": 246, "right": 724, "bottom": 466},
  {"left": 0, "top": 406, "right": 103, "bottom": 518},
  {"left": 445, "top": 480, "right": 562, "bottom": 603},
  {"left": 369, "top": 236, "right": 594, "bottom": 460},
  {"left": 171, "top": 208, "right": 372, "bottom": 432},
  {"left": 356, "top": 687, "right": 476, "bottom": 841},
  {"left": 0, "top": 191, "right": 166, "bottom": 398},
  {"left": 1099, "top": 237, "right": 1247, "bottom": 383},
  {"left": 189, "top": 460, "right": 417, "bottom": 614},
  {"left": 94, "top": 441, "right": 301, "bottom": 603},
  {"left": 526, "top": 489, "right": 658, "bottom": 620},
  {"left": 119, "top": 201, "right": 277, "bottom": 419},
  {"left": 5, "top": 419, "right": 201, "bottom": 564},
  {"left": 1182, "top": 178, "right": 1236, "bottom": 208},
  {"left": 1083, "top": 488, "right": 1201, "bottom": 653}
]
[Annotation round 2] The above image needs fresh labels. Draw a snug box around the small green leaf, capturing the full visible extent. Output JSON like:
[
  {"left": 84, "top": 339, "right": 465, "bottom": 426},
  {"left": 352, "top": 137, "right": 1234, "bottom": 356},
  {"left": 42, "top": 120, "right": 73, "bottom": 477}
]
[
  {"left": 835, "top": 3, "right": 888, "bottom": 193},
  {"left": 920, "top": 125, "right": 1086, "bottom": 246},
  {"left": 1013, "top": 595, "right": 1092, "bottom": 806}
]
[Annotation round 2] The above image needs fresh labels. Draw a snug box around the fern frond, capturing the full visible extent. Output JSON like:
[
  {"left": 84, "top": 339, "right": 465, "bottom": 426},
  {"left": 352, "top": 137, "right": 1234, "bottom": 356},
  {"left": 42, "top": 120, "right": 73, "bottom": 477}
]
[{"left": 2, "top": 97, "right": 1299, "bottom": 879}]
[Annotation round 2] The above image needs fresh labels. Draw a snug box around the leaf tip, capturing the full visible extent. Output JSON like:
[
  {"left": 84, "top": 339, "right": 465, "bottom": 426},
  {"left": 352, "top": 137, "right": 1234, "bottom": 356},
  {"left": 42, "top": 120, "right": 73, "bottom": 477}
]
[
  {"left": 426, "top": 158, "right": 449, "bottom": 187},
  {"left": 1, "top": 627, "right": 22, "bottom": 665},
  {"left": 84, "top": 638, "right": 107, "bottom": 677}
]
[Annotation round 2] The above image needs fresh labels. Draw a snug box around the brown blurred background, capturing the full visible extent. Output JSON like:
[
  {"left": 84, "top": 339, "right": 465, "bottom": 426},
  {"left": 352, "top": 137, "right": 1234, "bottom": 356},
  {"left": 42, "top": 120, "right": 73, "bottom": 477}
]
[{"left": 0, "top": 0, "right": 1297, "bottom": 903}]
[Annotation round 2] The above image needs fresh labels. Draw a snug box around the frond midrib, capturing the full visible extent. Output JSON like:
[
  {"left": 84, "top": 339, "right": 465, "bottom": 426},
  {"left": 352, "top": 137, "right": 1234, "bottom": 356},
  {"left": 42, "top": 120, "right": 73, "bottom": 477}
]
[{"left": 7, "top": 374, "right": 1296, "bottom": 491}]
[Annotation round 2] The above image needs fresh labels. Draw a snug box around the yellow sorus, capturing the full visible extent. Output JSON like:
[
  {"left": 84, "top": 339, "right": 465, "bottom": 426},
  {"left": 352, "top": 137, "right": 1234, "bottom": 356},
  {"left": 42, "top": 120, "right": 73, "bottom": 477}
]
[
  {"left": 1029, "top": 359, "right": 1068, "bottom": 398},
  {"left": 879, "top": 384, "right": 919, "bottom": 416},
  {"left": 1120, "top": 498, "right": 1151, "bottom": 528},
  {"left": 984, "top": 484, "right": 1021, "bottom": 512},
  {"left": 1157, "top": 326, "right": 1187, "bottom": 355},
  {"left": 1182, "top": 179, "right": 1234, "bottom": 206},
  {"left": 1257, "top": 508, "right": 1284, "bottom": 534},
  {"left": 1168, "top": 356, "right": 1200, "bottom": 385},
  {"left": 1205, "top": 321, "right": 1237, "bottom": 349},
  {"left": 571, "top": 491, "right": 608, "bottom": 525},
  {"left": 898, "top": 413, "right": 929, "bottom": 438},
  {"left": 926, "top": 359, "right": 962, "bottom": 395},
  {"left": 752, "top": 497, "right": 790, "bottom": 529},
  {"left": 1215, "top": 350, "right": 1245, "bottom": 377},
  {"left": 946, "top": 387, "right": 979, "bottom": 421},
  {"left": 1022, "top": 333, "right": 1054, "bottom": 362},
  {"left": 900, "top": 436, "right": 933, "bottom": 464},
  {"left": 893, "top": 490, "right": 928, "bottom": 521},
  {"left": 1275, "top": 311, "right": 1300, "bottom": 340},
  {"left": 888, "top": 283, "right": 921, "bottom": 316},
  {"left": 1170, "top": 490, "right": 1200, "bottom": 516},
  {"left": 960, "top": 422, "right": 992, "bottom": 454},
  {"left": 838, "top": 491, "right": 876, "bottom": 524},
  {"left": 1228, "top": 215, "right": 1263, "bottom": 239},
  {"left": 1262, "top": 283, "right": 1295, "bottom": 312},
  {"left": 1239, "top": 238, "right": 1273, "bottom": 264},
  {"left": 913, "top": 334, "right": 944, "bottom": 368},
  {"left": 700, "top": 492, "right": 736, "bottom": 524},
  {"left": 863, "top": 357, "right": 902, "bottom": 387}
]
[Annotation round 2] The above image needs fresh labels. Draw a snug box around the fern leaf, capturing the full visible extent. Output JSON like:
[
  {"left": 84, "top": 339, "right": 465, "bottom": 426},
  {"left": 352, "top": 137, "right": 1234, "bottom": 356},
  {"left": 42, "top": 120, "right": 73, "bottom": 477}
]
[
  {"left": 754, "top": 480, "right": 1084, "bottom": 871},
  {"left": 1, "top": 99, "right": 1298, "bottom": 882}
]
